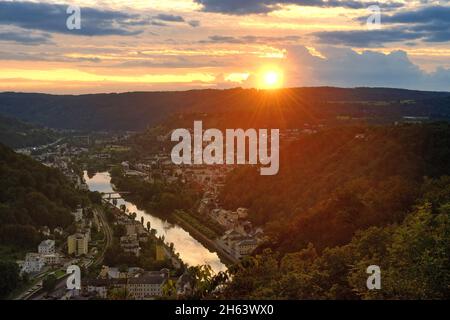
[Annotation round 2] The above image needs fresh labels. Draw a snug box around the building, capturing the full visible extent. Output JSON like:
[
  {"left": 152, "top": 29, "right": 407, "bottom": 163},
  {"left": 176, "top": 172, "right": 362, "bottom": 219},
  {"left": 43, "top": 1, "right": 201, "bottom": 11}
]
[
  {"left": 234, "top": 238, "right": 258, "bottom": 258},
  {"left": 122, "top": 219, "right": 145, "bottom": 236},
  {"left": 84, "top": 279, "right": 109, "bottom": 299},
  {"left": 72, "top": 208, "right": 83, "bottom": 222},
  {"left": 221, "top": 229, "right": 244, "bottom": 249},
  {"left": 155, "top": 245, "right": 166, "bottom": 261},
  {"left": 39, "top": 226, "right": 51, "bottom": 236},
  {"left": 22, "top": 253, "right": 45, "bottom": 274},
  {"left": 38, "top": 239, "right": 55, "bottom": 255},
  {"left": 68, "top": 233, "right": 89, "bottom": 256},
  {"left": 99, "top": 266, "right": 144, "bottom": 280},
  {"left": 54, "top": 227, "right": 64, "bottom": 236},
  {"left": 128, "top": 271, "right": 168, "bottom": 299},
  {"left": 42, "top": 254, "right": 60, "bottom": 265}
]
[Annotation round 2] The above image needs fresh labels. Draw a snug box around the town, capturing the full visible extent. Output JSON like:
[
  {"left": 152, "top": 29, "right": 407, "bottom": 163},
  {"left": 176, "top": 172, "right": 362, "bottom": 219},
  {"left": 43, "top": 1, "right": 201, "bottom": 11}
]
[{"left": 12, "top": 126, "right": 306, "bottom": 299}]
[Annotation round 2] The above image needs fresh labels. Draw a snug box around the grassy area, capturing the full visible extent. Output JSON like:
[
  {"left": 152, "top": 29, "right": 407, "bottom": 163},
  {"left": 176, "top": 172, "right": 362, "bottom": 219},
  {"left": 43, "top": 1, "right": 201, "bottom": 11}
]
[{"left": 54, "top": 269, "right": 66, "bottom": 278}]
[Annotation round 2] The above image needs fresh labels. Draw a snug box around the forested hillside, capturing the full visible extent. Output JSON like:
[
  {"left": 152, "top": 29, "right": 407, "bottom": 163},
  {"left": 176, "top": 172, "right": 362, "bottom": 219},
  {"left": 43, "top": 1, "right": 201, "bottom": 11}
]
[
  {"left": 1, "top": 88, "right": 450, "bottom": 131},
  {"left": 0, "top": 144, "right": 85, "bottom": 250},
  {"left": 216, "top": 123, "right": 450, "bottom": 299},
  {"left": 220, "top": 123, "right": 450, "bottom": 252},
  {"left": 0, "top": 115, "right": 57, "bottom": 149}
]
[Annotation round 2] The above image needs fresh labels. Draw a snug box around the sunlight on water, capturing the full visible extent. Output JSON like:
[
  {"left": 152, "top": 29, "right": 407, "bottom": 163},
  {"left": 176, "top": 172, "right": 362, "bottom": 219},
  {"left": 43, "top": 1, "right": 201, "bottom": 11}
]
[{"left": 83, "top": 171, "right": 226, "bottom": 273}]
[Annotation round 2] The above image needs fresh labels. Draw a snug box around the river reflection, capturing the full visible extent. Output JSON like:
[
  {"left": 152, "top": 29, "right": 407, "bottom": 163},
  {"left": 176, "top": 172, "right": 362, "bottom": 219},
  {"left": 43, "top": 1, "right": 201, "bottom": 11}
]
[{"left": 83, "top": 171, "right": 226, "bottom": 273}]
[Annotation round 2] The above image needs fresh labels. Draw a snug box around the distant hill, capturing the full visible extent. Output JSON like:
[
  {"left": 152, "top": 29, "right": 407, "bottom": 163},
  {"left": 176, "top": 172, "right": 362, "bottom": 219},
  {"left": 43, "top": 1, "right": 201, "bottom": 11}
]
[
  {"left": 0, "top": 115, "right": 58, "bottom": 149},
  {"left": 0, "top": 87, "right": 449, "bottom": 131}
]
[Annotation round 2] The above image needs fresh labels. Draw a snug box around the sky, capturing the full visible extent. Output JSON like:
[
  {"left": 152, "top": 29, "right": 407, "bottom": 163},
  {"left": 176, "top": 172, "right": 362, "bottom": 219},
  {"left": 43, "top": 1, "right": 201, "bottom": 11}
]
[{"left": 0, "top": 0, "right": 449, "bottom": 94}]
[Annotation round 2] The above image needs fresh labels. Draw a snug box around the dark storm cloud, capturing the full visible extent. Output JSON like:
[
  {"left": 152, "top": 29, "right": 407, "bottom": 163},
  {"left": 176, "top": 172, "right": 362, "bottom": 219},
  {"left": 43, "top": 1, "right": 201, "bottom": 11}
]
[
  {"left": 0, "top": 1, "right": 143, "bottom": 36},
  {"left": 316, "top": 5, "right": 450, "bottom": 47},
  {"left": 384, "top": 5, "right": 450, "bottom": 42},
  {"left": 194, "top": 0, "right": 403, "bottom": 15}
]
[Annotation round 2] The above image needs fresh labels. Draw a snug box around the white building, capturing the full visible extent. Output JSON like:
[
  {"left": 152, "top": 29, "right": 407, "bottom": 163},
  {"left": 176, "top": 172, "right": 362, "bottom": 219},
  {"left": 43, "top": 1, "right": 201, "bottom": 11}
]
[
  {"left": 128, "top": 271, "right": 168, "bottom": 299},
  {"left": 22, "top": 253, "right": 45, "bottom": 274},
  {"left": 234, "top": 238, "right": 258, "bottom": 258},
  {"left": 42, "top": 254, "right": 60, "bottom": 265},
  {"left": 38, "top": 239, "right": 55, "bottom": 255}
]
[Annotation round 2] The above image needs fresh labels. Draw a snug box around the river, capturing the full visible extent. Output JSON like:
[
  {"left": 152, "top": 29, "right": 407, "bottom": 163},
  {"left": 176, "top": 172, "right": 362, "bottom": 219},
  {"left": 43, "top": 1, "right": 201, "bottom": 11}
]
[{"left": 83, "top": 171, "right": 226, "bottom": 273}]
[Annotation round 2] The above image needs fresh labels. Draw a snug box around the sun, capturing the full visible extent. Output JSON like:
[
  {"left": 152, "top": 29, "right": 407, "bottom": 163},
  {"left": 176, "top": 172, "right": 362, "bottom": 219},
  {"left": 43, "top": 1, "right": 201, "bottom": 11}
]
[
  {"left": 265, "top": 72, "right": 279, "bottom": 86},
  {"left": 259, "top": 69, "right": 283, "bottom": 89}
]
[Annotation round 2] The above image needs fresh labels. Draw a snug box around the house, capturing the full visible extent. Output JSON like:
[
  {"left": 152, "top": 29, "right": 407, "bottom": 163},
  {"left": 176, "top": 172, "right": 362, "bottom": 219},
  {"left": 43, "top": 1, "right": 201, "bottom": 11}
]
[
  {"left": 120, "top": 234, "right": 141, "bottom": 257},
  {"left": 99, "top": 266, "right": 144, "bottom": 279},
  {"left": 68, "top": 233, "right": 89, "bottom": 256},
  {"left": 220, "top": 229, "right": 245, "bottom": 252},
  {"left": 84, "top": 279, "right": 109, "bottom": 299},
  {"left": 81, "top": 226, "right": 91, "bottom": 242},
  {"left": 122, "top": 242, "right": 141, "bottom": 257},
  {"left": 54, "top": 227, "right": 64, "bottom": 236},
  {"left": 127, "top": 271, "right": 169, "bottom": 299},
  {"left": 38, "top": 239, "right": 55, "bottom": 255},
  {"left": 212, "top": 209, "right": 237, "bottom": 229},
  {"left": 42, "top": 254, "right": 60, "bottom": 265},
  {"left": 39, "top": 226, "right": 51, "bottom": 236},
  {"left": 234, "top": 238, "right": 258, "bottom": 258},
  {"left": 122, "top": 220, "right": 144, "bottom": 236},
  {"left": 22, "top": 253, "right": 45, "bottom": 274},
  {"left": 72, "top": 208, "right": 83, "bottom": 222}
]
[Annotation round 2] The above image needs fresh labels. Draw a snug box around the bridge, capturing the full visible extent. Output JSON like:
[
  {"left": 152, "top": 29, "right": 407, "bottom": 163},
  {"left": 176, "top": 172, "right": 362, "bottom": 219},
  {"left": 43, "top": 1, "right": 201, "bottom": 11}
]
[{"left": 101, "top": 191, "right": 131, "bottom": 200}]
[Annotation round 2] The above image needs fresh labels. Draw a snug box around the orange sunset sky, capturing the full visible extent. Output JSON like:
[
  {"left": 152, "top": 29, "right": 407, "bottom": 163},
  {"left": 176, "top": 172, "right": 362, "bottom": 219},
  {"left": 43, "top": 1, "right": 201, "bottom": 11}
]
[{"left": 0, "top": 0, "right": 449, "bottom": 93}]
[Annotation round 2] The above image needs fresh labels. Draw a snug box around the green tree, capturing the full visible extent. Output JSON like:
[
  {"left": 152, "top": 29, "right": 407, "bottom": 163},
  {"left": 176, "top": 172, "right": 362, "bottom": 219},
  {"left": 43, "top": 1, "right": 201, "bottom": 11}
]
[
  {"left": 43, "top": 274, "right": 57, "bottom": 293},
  {"left": 0, "top": 261, "right": 20, "bottom": 298}
]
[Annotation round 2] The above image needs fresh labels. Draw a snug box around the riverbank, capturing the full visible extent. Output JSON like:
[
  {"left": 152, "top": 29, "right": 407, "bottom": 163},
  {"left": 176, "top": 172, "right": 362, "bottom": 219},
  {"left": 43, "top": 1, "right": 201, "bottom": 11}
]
[
  {"left": 116, "top": 194, "right": 238, "bottom": 267},
  {"left": 84, "top": 171, "right": 227, "bottom": 273},
  {"left": 172, "top": 212, "right": 239, "bottom": 266}
]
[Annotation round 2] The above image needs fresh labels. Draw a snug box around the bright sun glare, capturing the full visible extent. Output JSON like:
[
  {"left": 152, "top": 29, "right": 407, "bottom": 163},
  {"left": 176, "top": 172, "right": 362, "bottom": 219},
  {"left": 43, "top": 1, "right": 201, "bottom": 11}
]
[{"left": 260, "top": 69, "right": 283, "bottom": 89}]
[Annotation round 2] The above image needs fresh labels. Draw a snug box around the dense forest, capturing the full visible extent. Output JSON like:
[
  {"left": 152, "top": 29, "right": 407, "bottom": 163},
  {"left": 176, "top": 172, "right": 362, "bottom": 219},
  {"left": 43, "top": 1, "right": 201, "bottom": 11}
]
[
  {"left": 0, "top": 143, "right": 86, "bottom": 250},
  {"left": 0, "top": 115, "right": 58, "bottom": 149},
  {"left": 1, "top": 88, "right": 450, "bottom": 131},
  {"left": 221, "top": 191, "right": 449, "bottom": 299},
  {"left": 213, "top": 123, "right": 450, "bottom": 299}
]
